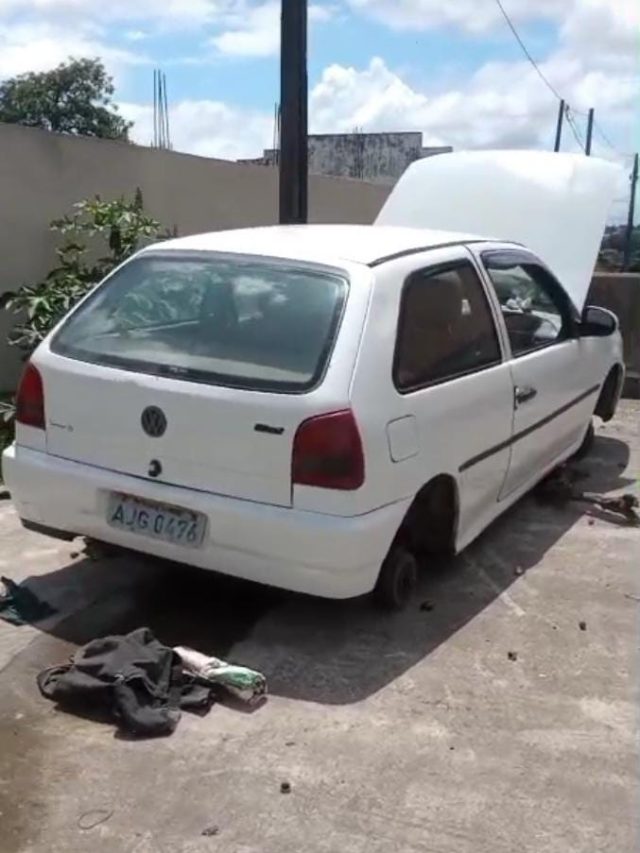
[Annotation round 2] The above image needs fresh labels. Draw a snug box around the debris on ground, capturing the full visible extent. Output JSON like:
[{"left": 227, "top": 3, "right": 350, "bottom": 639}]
[
  {"left": 535, "top": 468, "right": 639, "bottom": 525},
  {"left": 0, "top": 576, "right": 57, "bottom": 626},
  {"left": 37, "top": 627, "right": 215, "bottom": 737},
  {"left": 280, "top": 781, "right": 292, "bottom": 794},
  {"left": 507, "top": 651, "right": 518, "bottom": 662},
  {"left": 175, "top": 646, "right": 267, "bottom": 704},
  {"left": 588, "top": 493, "right": 640, "bottom": 523},
  {"left": 419, "top": 600, "right": 434, "bottom": 612},
  {"left": 514, "top": 566, "right": 524, "bottom": 576},
  {"left": 579, "top": 620, "right": 587, "bottom": 631},
  {"left": 82, "top": 539, "right": 120, "bottom": 560},
  {"left": 201, "top": 825, "right": 220, "bottom": 837}
]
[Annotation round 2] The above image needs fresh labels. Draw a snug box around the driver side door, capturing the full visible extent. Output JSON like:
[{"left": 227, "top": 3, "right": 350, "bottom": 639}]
[{"left": 480, "top": 250, "right": 599, "bottom": 499}]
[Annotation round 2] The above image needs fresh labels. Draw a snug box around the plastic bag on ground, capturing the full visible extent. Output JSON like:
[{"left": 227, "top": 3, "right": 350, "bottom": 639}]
[{"left": 175, "top": 646, "right": 267, "bottom": 703}]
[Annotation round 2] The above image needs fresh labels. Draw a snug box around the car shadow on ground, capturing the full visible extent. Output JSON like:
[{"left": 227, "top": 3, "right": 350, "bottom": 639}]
[{"left": 10, "top": 434, "right": 636, "bottom": 706}]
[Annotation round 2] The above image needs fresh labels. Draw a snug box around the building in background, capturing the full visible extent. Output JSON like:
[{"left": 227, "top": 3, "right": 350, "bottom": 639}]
[{"left": 239, "top": 131, "right": 452, "bottom": 185}]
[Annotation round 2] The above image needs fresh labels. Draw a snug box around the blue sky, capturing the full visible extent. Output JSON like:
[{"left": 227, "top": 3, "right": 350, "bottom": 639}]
[
  {"left": 111, "top": 12, "right": 560, "bottom": 111},
  {"left": 0, "top": 0, "right": 636, "bottom": 218}
]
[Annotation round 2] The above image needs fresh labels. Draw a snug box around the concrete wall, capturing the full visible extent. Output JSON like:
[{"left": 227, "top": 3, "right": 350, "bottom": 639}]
[
  {"left": 308, "top": 132, "right": 424, "bottom": 184},
  {"left": 588, "top": 272, "right": 640, "bottom": 397},
  {"left": 241, "top": 133, "right": 452, "bottom": 185},
  {"left": 0, "top": 123, "right": 390, "bottom": 391}
]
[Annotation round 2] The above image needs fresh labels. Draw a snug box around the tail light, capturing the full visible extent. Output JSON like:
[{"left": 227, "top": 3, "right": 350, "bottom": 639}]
[
  {"left": 16, "top": 363, "right": 45, "bottom": 429},
  {"left": 292, "top": 410, "right": 365, "bottom": 491}
]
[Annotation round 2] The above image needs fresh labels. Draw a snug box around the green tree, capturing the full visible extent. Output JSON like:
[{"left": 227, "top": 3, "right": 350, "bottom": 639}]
[{"left": 0, "top": 57, "right": 131, "bottom": 140}]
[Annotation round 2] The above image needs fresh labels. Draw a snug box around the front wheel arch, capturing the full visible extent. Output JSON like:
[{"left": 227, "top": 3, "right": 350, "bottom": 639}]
[{"left": 595, "top": 365, "right": 623, "bottom": 422}]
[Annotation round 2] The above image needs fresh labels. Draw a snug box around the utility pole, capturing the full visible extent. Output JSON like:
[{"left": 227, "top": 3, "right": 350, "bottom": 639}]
[
  {"left": 623, "top": 153, "right": 638, "bottom": 271},
  {"left": 279, "top": 0, "right": 308, "bottom": 224},
  {"left": 553, "top": 99, "right": 565, "bottom": 152},
  {"left": 585, "top": 108, "right": 594, "bottom": 156}
]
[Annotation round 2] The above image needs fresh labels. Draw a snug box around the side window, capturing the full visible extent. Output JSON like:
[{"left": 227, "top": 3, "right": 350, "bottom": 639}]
[
  {"left": 394, "top": 261, "right": 502, "bottom": 392},
  {"left": 483, "top": 255, "right": 570, "bottom": 357}
]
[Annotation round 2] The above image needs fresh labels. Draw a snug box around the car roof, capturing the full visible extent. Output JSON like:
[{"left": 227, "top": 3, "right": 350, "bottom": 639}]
[{"left": 146, "top": 224, "right": 489, "bottom": 267}]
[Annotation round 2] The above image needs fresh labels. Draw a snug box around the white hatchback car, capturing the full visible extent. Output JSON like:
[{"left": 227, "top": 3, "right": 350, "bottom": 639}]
[{"left": 3, "top": 151, "right": 625, "bottom": 608}]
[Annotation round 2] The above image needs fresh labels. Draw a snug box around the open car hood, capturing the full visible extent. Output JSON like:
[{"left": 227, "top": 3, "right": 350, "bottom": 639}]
[{"left": 375, "top": 150, "right": 621, "bottom": 312}]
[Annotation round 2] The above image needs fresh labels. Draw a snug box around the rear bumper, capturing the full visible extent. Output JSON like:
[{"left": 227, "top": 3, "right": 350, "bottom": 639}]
[{"left": 2, "top": 445, "right": 409, "bottom": 599}]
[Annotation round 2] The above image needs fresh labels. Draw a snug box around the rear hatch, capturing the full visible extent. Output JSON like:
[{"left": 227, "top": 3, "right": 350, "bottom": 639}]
[{"left": 42, "top": 250, "right": 349, "bottom": 507}]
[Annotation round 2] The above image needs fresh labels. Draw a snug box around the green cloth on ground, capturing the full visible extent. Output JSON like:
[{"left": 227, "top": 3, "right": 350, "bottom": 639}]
[{"left": 0, "top": 576, "right": 57, "bottom": 626}]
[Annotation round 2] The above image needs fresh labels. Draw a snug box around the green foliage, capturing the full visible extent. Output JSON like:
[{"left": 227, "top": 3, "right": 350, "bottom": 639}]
[
  {"left": 0, "top": 190, "right": 165, "bottom": 473},
  {"left": 0, "top": 189, "right": 163, "bottom": 355},
  {"left": 0, "top": 400, "right": 14, "bottom": 425},
  {"left": 0, "top": 57, "right": 131, "bottom": 140}
]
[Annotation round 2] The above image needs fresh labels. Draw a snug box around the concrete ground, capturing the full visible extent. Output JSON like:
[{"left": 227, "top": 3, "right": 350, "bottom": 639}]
[{"left": 0, "top": 403, "right": 638, "bottom": 853}]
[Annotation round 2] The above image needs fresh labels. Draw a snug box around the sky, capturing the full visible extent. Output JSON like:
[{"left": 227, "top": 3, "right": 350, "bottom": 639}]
[{"left": 0, "top": 0, "right": 637, "bottom": 218}]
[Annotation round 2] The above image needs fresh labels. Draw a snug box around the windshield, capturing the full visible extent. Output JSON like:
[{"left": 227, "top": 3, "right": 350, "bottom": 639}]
[{"left": 51, "top": 252, "right": 348, "bottom": 392}]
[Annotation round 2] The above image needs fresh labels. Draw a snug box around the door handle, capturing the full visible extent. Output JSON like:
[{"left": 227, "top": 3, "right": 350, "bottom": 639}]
[{"left": 515, "top": 385, "right": 538, "bottom": 405}]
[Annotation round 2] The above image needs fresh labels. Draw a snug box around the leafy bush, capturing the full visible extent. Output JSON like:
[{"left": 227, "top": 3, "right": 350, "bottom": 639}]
[
  {"left": 0, "top": 189, "right": 168, "bottom": 472},
  {"left": 1, "top": 189, "right": 163, "bottom": 355}
]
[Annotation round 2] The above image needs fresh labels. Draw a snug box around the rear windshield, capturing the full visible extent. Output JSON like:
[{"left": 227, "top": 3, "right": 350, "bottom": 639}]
[{"left": 51, "top": 252, "right": 348, "bottom": 392}]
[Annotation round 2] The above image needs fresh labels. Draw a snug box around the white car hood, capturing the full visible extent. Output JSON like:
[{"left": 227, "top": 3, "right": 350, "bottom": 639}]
[{"left": 375, "top": 150, "right": 621, "bottom": 312}]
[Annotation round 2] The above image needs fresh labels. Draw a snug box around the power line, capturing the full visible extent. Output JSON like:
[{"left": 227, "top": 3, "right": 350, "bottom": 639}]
[
  {"left": 592, "top": 121, "right": 627, "bottom": 156},
  {"left": 565, "top": 106, "right": 584, "bottom": 150},
  {"left": 567, "top": 107, "right": 589, "bottom": 118},
  {"left": 493, "top": 0, "right": 564, "bottom": 101},
  {"left": 492, "top": 0, "right": 631, "bottom": 160}
]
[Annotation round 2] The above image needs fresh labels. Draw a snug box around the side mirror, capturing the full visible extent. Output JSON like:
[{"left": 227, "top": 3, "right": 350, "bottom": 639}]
[{"left": 580, "top": 305, "right": 618, "bottom": 338}]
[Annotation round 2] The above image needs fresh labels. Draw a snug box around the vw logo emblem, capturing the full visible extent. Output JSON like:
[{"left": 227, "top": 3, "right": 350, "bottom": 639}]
[{"left": 141, "top": 406, "right": 167, "bottom": 438}]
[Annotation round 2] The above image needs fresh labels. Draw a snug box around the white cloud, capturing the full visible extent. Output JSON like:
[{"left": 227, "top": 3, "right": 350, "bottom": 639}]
[
  {"left": 305, "top": 7, "right": 637, "bottom": 224},
  {"left": 346, "top": 0, "right": 563, "bottom": 33},
  {"left": 0, "top": 22, "right": 146, "bottom": 77},
  {"left": 561, "top": 0, "right": 639, "bottom": 64},
  {"left": 0, "top": 0, "right": 221, "bottom": 27},
  {"left": 212, "top": 0, "right": 335, "bottom": 58},
  {"left": 120, "top": 99, "right": 272, "bottom": 160},
  {"left": 0, "top": 0, "right": 336, "bottom": 70},
  {"left": 310, "top": 0, "right": 638, "bottom": 156},
  {"left": 310, "top": 57, "right": 554, "bottom": 150},
  {"left": 309, "top": 3, "right": 338, "bottom": 23},
  {"left": 310, "top": 52, "right": 636, "bottom": 155},
  {"left": 212, "top": 1, "right": 279, "bottom": 58}
]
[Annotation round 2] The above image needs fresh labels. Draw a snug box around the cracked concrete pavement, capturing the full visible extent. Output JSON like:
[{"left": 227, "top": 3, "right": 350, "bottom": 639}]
[{"left": 0, "top": 403, "right": 638, "bottom": 853}]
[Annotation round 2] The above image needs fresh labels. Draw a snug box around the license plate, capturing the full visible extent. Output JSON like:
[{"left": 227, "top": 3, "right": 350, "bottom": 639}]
[{"left": 107, "top": 493, "right": 206, "bottom": 548}]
